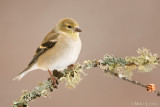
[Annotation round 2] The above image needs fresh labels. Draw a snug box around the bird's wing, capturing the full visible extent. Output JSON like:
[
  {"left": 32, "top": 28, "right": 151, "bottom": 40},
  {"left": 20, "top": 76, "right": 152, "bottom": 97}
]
[
  {"left": 13, "top": 30, "right": 60, "bottom": 80},
  {"left": 28, "top": 30, "right": 60, "bottom": 66}
]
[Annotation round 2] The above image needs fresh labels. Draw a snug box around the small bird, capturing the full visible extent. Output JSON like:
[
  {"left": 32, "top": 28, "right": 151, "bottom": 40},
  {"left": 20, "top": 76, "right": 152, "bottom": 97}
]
[{"left": 13, "top": 18, "right": 82, "bottom": 81}]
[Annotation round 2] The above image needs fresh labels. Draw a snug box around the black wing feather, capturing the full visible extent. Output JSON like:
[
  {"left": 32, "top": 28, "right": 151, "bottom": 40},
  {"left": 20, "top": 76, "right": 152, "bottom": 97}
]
[{"left": 28, "top": 40, "right": 57, "bottom": 66}]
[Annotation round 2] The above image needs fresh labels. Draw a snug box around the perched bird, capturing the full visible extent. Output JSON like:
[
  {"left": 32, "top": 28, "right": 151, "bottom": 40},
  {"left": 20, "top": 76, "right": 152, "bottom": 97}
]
[{"left": 13, "top": 18, "right": 82, "bottom": 81}]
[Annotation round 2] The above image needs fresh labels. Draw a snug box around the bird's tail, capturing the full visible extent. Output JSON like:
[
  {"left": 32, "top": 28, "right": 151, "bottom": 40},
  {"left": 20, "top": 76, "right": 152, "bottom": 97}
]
[{"left": 13, "top": 64, "right": 38, "bottom": 81}]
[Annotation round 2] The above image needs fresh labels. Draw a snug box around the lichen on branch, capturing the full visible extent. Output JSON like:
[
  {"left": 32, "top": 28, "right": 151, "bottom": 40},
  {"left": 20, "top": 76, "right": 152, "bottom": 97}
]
[{"left": 13, "top": 48, "right": 160, "bottom": 107}]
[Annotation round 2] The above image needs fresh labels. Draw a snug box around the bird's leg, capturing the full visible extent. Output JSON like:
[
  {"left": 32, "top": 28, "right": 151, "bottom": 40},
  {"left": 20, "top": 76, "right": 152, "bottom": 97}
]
[
  {"left": 68, "top": 64, "right": 74, "bottom": 70},
  {"left": 48, "top": 69, "right": 58, "bottom": 87}
]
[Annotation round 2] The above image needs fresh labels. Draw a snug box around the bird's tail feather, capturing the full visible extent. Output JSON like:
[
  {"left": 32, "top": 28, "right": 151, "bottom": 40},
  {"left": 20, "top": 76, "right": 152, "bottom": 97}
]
[{"left": 13, "top": 64, "right": 38, "bottom": 81}]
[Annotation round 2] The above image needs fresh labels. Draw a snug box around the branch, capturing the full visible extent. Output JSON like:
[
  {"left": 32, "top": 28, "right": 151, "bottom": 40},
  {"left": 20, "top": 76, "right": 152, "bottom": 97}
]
[{"left": 13, "top": 48, "right": 160, "bottom": 107}]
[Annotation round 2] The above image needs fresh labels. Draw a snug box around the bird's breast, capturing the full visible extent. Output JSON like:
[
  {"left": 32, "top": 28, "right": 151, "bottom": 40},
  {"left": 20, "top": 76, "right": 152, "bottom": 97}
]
[{"left": 38, "top": 35, "right": 81, "bottom": 71}]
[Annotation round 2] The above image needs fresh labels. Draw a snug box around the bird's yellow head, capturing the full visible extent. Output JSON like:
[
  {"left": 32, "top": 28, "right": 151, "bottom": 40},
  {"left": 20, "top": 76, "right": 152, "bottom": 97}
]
[{"left": 56, "top": 18, "right": 82, "bottom": 35}]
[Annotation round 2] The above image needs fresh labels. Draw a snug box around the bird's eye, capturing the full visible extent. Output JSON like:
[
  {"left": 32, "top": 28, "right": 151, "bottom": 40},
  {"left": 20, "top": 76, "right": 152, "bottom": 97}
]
[{"left": 67, "top": 25, "right": 72, "bottom": 28}]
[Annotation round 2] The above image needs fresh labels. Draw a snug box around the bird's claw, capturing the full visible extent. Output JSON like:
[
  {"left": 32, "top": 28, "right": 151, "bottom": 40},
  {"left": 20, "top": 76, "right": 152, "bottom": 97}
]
[{"left": 68, "top": 64, "right": 74, "bottom": 70}]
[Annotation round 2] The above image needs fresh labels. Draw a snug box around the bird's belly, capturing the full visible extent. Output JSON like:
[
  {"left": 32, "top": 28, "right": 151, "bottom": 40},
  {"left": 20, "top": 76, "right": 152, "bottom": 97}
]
[{"left": 38, "top": 38, "right": 81, "bottom": 71}]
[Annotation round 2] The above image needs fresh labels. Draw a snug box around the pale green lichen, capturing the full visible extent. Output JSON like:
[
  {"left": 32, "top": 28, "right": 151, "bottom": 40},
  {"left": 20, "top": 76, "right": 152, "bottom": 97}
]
[
  {"left": 61, "top": 64, "right": 87, "bottom": 88},
  {"left": 13, "top": 81, "right": 54, "bottom": 107},
  {"left": 126, "top": 48, "right": 159, "bottom": 72},
  {"left": 101, "top": 48, "right": 159, "bottom": 79},
  {"left": 13, "top": 48, "right": 160, "bottom": 107}
]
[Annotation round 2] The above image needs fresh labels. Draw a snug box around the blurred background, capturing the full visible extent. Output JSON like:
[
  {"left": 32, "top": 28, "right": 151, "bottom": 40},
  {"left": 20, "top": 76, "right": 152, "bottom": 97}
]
[{"left": 0, "top": 0, "right": 160, "bottom": 107}]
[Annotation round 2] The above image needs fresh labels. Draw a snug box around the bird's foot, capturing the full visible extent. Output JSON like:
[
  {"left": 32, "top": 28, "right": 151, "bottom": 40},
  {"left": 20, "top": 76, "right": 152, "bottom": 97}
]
[
  {"left": 48, "top": 70, "right": 58, "bottom": 88},
  {"left": 68, "top": 64, "right": 74, "bottom": 70}
]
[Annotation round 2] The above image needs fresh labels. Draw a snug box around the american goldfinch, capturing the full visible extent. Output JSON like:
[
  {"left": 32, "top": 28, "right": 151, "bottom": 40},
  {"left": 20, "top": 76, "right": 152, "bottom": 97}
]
[{"left": 13, "top": 18, "right": 82, "bottom": 80}]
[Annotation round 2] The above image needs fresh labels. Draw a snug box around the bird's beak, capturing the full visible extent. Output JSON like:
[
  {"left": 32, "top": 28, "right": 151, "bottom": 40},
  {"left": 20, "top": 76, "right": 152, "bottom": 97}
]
[{"left": 74, "top": 27, "right": 82, "bottom": 32}]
